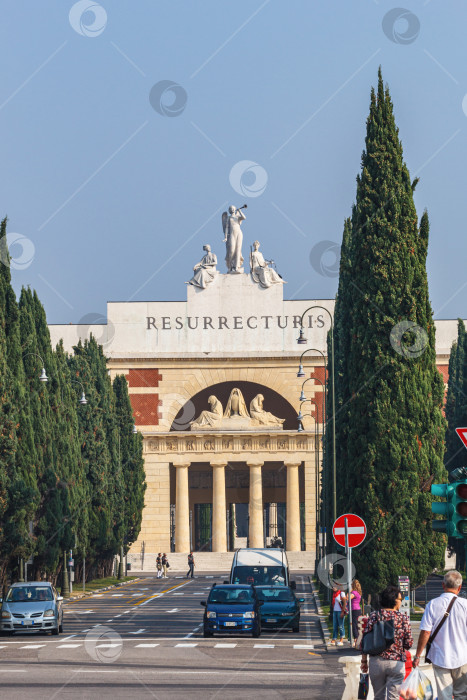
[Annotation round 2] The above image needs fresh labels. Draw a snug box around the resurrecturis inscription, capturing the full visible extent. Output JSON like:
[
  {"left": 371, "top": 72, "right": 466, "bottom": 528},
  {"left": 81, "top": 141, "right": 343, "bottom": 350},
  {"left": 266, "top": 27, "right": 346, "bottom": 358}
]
[{"left": 146, "top": 314, "right": 326, "bottom": 331}]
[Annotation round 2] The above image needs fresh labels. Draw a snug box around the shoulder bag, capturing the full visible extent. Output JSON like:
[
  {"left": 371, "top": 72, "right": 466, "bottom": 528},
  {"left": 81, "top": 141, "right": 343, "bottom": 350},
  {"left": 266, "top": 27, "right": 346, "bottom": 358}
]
[
  {"left": 425, "top": 596, "right": 457, "bottom": 664},
  {"left": 362, "top": 614, "right": 395, "bottom": 656}
]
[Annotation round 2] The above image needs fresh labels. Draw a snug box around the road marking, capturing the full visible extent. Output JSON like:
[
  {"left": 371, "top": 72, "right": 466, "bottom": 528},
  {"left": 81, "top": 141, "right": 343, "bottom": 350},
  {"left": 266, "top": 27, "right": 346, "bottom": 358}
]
[
  {"left": 135, "top": 643, "right": 159, "bottom": 648},
  {"left": 175, "top": 643, "right": 198, "bottom": 647},
  {"left": 183, "top": 624, "right": 202, "bottom": 639},
  {"left": 193, "top": 593, "right": 204, "bottom": 595},
  {"left": 294, "top": 644, "right": 314, "bottom": 649},
  {"left": 0, "top": 670, "right": 26, "bottom": 673},
  {"left": 123, "top": 610, "right": 131, "bottom": 614},
  {"left": 214, "top": 643, "right": 237, "bottom": 648},
  {"left": 131, "top": 593, "right": 141, "bottom": 597},
  {"left": 92, "top": 594, "right": 104, "bottom": 597},
  {"left": 95, "top": 643, "right": 122, "bottom": 648},
  {"left": 254, "top": 644, "right": 275, "bottom": 648},
  {"left": 0, "top": 646, "right": 6, "bottom": 650},
  {"left": 107, "top": 619, "right": 113, "bottom": 622},
  {"left": 167, "top": 608, "right": 179, "bottom": 613},
  {"left": 76, "top": 669, "right": 118, "bottom": 673},
  {"left": 114, "top": 615, "right": 122, "bottom": 618},
  {"left": 80, "top": 629, "right": 91, "bottom": 633},
  {"left": 19, "top": 645, "right": 46, "bottom": 649},
  {"left": 129, "top": 629, "right": 146, "bottom": 634},
  {"left": 61, "top": 635, "right": 77, "bottom": 641},
  {"left": 137, "top": 580, "right": 193, "bottom": 606},
  {"left": 57, "top": 644, "right": 82, "bottom": 648},
  {"left": 173, "top": 593, "right": 184, "bottom": 596},
  {"left": 74, "top": 610, "right": 93, "bottom": 614},
  {"left": 111, "top": 594, "right": 123, "bottom": 597}
]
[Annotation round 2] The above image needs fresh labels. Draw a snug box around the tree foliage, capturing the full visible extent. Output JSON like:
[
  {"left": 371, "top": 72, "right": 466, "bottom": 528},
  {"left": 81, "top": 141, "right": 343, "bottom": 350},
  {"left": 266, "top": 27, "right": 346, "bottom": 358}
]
[{"left": 328, "top": 70, "right": 447, "bottom": 596}]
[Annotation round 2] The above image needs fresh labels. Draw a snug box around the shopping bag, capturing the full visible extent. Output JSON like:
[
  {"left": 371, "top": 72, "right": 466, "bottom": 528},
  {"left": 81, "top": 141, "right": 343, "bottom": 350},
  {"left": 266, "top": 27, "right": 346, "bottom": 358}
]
[
  {"left": 399, "top": 668, "right": 434, "bottom": 700},
  {"left": 357, "top": 672, "right": 369, "bottom": 699}
]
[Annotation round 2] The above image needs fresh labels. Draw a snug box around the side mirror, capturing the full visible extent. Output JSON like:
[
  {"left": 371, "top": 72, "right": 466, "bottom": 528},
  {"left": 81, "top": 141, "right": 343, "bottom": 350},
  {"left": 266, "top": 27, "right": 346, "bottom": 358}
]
[
  {"left": 200, "top": 601, "right": 206, "bottom": 607},
  {"left": 56, "top": 596, "right": 63, "bottom": 602},
  {"left": 290, "top": 581, "right": 297, "bottom": 590},
  {"left": 299, "top": 598, "right": 305, "bottom": 603}
]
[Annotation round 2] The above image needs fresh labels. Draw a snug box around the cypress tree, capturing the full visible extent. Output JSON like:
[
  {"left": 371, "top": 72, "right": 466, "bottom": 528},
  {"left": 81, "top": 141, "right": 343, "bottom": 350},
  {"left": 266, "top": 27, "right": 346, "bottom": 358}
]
[
  {"left": 444, "top": 320, "right": 465, "bottom": 473},
  {"left": 331, "top": 69, "right": 446, "bottom": 596},
  {"left": 113, "top": 375, "right": 145, "bottom": 551}
]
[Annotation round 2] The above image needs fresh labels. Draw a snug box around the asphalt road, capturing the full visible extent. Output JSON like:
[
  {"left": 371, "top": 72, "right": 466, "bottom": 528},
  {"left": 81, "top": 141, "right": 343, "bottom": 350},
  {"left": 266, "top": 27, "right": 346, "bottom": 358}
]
[{"left": 0, "top": 573, "right": 345, "bottom": 699}]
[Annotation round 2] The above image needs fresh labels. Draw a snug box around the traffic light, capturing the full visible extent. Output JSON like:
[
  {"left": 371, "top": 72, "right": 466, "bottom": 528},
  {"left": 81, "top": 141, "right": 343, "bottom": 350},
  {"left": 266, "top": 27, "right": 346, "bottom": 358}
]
[{"left": 431, "top": 480, "right": 467, "bottom": 538}]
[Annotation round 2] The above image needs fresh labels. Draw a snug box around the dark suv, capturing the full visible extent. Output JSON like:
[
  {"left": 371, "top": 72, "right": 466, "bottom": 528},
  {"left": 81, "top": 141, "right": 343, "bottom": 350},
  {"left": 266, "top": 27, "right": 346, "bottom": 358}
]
[{"left": 201, "top": 584, "right": 261, "bottom": 638}]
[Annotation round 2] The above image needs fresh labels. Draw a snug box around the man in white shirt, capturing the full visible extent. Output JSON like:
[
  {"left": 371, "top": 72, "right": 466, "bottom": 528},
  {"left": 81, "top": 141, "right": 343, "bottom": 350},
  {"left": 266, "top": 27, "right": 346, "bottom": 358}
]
[{"left": 413, "top": 570, "right": 467, "bottom": 700}]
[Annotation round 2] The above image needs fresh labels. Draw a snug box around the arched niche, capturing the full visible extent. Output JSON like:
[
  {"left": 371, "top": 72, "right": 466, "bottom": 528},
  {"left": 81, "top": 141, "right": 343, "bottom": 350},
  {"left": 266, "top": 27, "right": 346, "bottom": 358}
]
[{"left": 170, "top": 380, "right": 297, "bottom": 431}]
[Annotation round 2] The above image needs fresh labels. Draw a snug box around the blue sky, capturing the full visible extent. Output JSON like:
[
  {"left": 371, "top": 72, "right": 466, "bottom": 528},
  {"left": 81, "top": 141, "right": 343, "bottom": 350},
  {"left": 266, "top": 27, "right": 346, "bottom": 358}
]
[{"left": 1, "top": 0, "right": 466, "bottom": 323}]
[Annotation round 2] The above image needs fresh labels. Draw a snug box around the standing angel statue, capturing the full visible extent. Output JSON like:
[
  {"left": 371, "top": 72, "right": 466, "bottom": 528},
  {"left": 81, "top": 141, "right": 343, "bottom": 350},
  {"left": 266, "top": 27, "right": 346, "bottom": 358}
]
[{"left": 222, "top": 204, "right": 247, "bottom": 273}]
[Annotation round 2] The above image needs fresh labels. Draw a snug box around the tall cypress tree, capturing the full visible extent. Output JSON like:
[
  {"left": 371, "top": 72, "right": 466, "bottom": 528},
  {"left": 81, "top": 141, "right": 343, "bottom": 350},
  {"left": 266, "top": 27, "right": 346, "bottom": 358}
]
[
  {"left": 113, "top": 375, "right": 145, "bottom": 551},
  {"left": 331, "top": 70, "right": 446, "bottom": 596},
  {"left": 444, "top": 320, "right": 465, "bottom": 473}
]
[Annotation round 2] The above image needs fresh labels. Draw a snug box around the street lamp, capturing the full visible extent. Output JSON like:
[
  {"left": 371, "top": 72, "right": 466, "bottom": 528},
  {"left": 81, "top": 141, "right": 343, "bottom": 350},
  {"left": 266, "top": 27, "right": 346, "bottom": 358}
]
[
  {"left": 71, "top": 380, "right": 87, "bottom": 405},
  {"left": 23, "top": 353, "right": 48, "bottom": 382},
  {"left": 296, "top": 348, "right": 327, "bottom": 379},
  {"left": 297, "top": 305, "right": 336, "bottom": 525}
]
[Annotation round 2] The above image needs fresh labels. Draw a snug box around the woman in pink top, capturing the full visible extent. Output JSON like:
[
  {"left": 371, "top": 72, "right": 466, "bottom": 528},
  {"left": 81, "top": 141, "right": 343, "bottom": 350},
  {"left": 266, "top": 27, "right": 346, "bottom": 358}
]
[{"left": 350, "top": 579, "right": 362, "bottom": 646}]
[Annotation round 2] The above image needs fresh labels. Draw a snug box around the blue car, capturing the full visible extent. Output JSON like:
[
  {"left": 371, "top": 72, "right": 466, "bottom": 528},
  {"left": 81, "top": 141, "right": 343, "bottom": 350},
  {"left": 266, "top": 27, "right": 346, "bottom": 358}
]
[
  {"left": 201, "top": 584, "right": 261, "bottom": 638},
  {"left": 255, "top": 585, "right": 304, "bottom": 632}
]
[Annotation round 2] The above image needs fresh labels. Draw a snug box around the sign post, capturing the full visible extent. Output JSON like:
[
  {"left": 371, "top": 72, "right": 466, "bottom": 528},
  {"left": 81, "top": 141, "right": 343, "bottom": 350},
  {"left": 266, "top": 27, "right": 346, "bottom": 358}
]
[
  {"left": 333, "top": 514, "right": 367, "bottom": 648},
  {"left": 398, "top": 575, "right": 410, "bottom": 622}
]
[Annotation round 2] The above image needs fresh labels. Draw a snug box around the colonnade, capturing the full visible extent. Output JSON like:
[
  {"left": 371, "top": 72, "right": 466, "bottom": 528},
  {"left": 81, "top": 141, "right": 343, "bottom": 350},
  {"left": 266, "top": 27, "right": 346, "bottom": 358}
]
[{"left": 173, "top": 461, "right": 302, "bottom": 552}]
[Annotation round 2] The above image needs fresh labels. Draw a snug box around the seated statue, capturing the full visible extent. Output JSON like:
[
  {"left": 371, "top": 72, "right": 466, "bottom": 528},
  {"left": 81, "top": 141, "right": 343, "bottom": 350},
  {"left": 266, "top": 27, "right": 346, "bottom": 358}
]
[
  {"left": 191, "top": 395, "right": 223, "bottom": 429},
  {"left": 250, "top": 240, "right": 285, "bottom": 288},
  {"left": 250, "top": 394, "right": 285, "bottom": 427},
  {"left": 187, "top": 244, "right": 218, "bottom": 289}
]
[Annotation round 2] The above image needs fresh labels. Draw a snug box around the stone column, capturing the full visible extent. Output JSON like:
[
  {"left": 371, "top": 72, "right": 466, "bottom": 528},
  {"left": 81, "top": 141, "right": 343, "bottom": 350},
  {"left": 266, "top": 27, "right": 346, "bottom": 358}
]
[
  {"left": 248, "top": 462, "right": 264, "bottom": 548},
  {"left": 285, "top": 462, "right": 301, "bottom": 551},
  {"left": 211, "top": 462, "right": 227, "bottom": 552},
  {"left": 174, "top": 462, "right": 190, "bottom": 553}
]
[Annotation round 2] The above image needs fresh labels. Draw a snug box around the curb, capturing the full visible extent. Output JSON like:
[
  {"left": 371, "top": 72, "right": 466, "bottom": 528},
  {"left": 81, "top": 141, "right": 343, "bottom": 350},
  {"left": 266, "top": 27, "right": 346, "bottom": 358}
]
[
  {"left": 65, "top": 577, "right": 141, "bottom": 601},
  {"left": 308, "top": 575, "right": 329, "bottom": 646}
]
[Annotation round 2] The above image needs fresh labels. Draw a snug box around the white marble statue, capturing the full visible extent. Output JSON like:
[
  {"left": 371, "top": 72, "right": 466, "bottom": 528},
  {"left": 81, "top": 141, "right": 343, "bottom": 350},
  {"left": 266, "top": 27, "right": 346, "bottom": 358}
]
[
  {"left": 187, "top": 244, "right": 218, "bottom": 289},
  {"left": 223, "top": 387, "right": 250, "bottom": 418},
  {"left": 190, "top": 395, "right": 223, "bottom": 429},
  {"left": 222, "top": 205, "right": 247, "bottom": 274},
  {"left": 250, "top": 393, "right": 285, "bottom": 427},
  {"left": 250, "top": 240, "right": 285, "bottom": 288}
]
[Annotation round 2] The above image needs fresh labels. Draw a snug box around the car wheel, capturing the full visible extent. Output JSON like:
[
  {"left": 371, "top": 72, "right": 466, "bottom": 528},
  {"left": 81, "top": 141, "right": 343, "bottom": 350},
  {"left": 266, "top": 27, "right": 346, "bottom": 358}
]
[
  {"left": 252, "top": 623, "right": 261, "bottom": 638},
  {"left": 292, "top": 623, "right": 300, "bottom": 633},
  {"left": 203, "top": 627, "right": 213, "bottom": 638},
  {"left": 59, "top": 621, "right": 64, "bottom": 633},
  {"left": 51, "top": 626, "right": 59, "bottom": 636}
]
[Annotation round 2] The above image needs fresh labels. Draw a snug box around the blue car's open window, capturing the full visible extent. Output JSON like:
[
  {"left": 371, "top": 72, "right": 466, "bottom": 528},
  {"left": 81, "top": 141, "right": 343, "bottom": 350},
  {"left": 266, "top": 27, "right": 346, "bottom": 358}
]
[{"left": 208, "top": 588, "right": 255, "bottom": 604}]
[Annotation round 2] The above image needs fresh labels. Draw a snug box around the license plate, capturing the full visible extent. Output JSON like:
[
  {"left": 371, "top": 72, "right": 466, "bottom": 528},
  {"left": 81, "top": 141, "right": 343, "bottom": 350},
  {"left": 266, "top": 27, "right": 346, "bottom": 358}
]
[
  {"left": 266, "top": 618, "right": 277, "bottom": 623},
  {"left": 21, "top": 620, "right": 33, "bottom": 626},
  {"left": 224, "top": 621, "right": 236, "bottom": 627}
]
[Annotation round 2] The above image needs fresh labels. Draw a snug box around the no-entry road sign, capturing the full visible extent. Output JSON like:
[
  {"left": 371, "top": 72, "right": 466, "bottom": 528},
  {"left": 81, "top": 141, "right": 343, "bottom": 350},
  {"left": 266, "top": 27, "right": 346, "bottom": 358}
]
[{"left": 332, "top": 514, "right": 366, "bottom": 548}]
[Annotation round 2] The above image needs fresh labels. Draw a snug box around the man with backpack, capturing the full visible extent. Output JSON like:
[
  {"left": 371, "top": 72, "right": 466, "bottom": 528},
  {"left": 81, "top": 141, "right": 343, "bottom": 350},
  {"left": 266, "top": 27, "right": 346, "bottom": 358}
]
[{"left": 413, "top": 570, "right": 467, "bottom": 700}]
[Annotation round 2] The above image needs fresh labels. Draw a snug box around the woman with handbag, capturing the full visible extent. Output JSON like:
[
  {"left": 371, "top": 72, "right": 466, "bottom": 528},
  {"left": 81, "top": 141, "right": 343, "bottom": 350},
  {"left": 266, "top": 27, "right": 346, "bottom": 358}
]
[
  {"left": 350, "top": 579, "right": 363, "bottom": 646},
  {"left": 330, "top": 585, "right": 347, "bottom": 646},
  {"left": 361, "top": 585, "right": 413, "bottom": 700}
]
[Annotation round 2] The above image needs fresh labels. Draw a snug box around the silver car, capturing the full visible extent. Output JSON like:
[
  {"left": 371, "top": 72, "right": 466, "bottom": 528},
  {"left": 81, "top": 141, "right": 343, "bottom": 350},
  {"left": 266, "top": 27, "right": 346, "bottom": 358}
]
[{"left": 0, "top": 582, "right": 64, "bottom": 636}]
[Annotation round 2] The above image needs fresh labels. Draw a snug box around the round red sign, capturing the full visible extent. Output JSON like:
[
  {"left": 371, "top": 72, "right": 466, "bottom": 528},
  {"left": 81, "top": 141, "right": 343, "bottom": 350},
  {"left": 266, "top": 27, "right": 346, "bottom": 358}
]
[{"left": 332, "top": 513, "right": 366, "bottom": 548}]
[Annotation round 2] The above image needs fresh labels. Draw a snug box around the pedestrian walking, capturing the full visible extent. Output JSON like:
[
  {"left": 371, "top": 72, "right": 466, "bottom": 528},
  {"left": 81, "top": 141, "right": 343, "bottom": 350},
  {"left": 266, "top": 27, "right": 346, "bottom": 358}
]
[
  {"left": 413, "top": 570, "right": 467, "bottom": 700},
  {"left": 330, "top": 585, "right": 347, "bottom": 646},
  {"left": 361, "top": 585, "right": 413, "bottom": 700},
  {"left": 156, "top": 553, "right": 162, "bottom": 579},
  {"left": 350, "top": 579, "right": 363, "bottom": 646},
  {"left": 187, "top": 552, "right": 194, "bottom": 578},
  {"left": 162, "top": 553, "right": 169, "bottom": 578}
]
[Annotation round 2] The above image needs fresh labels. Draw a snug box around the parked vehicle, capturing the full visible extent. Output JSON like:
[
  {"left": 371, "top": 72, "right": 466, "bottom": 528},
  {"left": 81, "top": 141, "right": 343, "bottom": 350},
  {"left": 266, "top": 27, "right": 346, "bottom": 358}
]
[
  {"left": 255, "top": 585, "right": 304, "bottom": 633},
  {"left": 0, "top": 582, "right": 64, "bottom": 636},
  {"left": 201, "top": 584, "right": 262, "bottom": 637},
  {"left": 229, "top": 548, "right": 296, "bottom": 589}
]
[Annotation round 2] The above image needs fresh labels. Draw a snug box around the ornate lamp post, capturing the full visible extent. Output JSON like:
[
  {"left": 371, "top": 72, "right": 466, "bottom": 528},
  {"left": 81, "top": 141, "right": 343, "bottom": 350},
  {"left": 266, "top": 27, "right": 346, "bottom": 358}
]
[{"left": 296, "top": 306, "right": 336, "bottom": 526}]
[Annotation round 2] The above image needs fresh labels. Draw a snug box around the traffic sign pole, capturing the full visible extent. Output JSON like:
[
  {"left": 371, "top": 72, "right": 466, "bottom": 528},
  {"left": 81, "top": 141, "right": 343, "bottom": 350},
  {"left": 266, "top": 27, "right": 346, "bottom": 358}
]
[{"left": 345, "top": 517, "right": 353, "bottom": 647}]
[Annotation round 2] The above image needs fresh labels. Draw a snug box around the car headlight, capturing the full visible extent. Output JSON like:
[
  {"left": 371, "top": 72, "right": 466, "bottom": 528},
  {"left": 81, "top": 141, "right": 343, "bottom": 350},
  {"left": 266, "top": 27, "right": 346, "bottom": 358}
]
[
  {"left": 243, "top": 611, "right": 255, "bottom": 619},
  {"left": 1, "top": 611, "right": 11, "bottom": 619},
  {"left": 206, "top": 611, "right": 216, "bottom": 619},
  {"left": 43, "top": 609, "right": 55, "bottom": 618}
]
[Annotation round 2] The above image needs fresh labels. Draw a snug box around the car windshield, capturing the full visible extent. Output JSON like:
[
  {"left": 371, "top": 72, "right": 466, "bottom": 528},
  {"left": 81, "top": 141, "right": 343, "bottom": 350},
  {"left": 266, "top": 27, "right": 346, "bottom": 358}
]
[
  {"left": 256, "top": 587, "right": 295, "bottom": 602},
  {"left": 208, "top": 588, "right": 255, "bottom": 604},
  {"left": 6, "top": 587, "right": 54, "bottom": 602},
  {"left": 232, "top": 566, "right": 286, "bottom": 586}
]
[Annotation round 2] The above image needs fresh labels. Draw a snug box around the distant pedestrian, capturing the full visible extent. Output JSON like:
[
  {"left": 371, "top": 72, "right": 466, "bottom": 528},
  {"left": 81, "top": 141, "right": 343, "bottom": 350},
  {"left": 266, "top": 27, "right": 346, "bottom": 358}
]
[
  {"left": 330, "top": 585, "right": 347, "bottom": 646},
  {"left": 350, "top": 579, "right": 363, "bottom": 646},
  {"left": 156, "top": 553, "right": 162, "bottom": 579},
  {"left": 361, "top": 585, "right": 413, "bottom": 700},
  {"left": 413, "top": 570, "right": 467, "bottom": 700},
  {"left": 187, "top": 552, "right": 194, "bottom": 578},
  {"left": 162, "top": 553, "right": 169, "bottom": 578}
]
